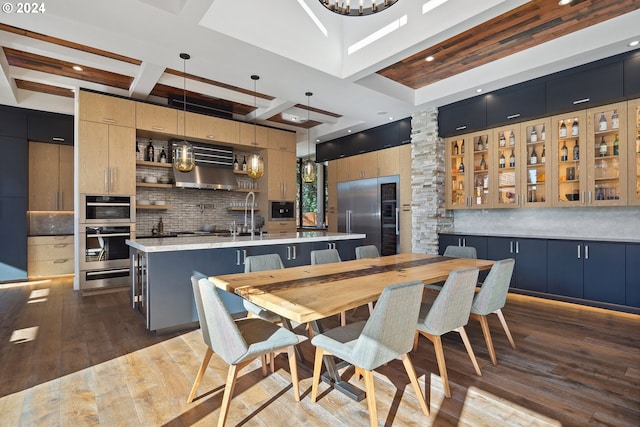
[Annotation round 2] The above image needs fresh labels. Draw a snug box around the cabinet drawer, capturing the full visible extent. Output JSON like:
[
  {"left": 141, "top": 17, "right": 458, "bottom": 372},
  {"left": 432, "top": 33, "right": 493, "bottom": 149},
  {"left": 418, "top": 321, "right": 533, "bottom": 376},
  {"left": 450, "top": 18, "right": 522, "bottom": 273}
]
[
  {"left": 28, "top": 259, "right": 74, "bottom": 277},
  {"left": 267, "top": 221, "right": 296, "bottom": 234},
  {"left": 28, "top": 235, "right": 73, "bottom": 245},
  {"left": 28, "top": 242, "right": 74, "bottom": 261}
]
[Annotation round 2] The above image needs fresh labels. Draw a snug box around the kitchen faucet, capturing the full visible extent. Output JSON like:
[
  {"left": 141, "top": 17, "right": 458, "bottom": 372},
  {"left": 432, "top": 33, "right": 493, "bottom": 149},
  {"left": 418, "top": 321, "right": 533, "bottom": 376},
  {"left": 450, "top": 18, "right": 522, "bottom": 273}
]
[{"left": 244, "top": 191, "right": 255, "bottom": 240}]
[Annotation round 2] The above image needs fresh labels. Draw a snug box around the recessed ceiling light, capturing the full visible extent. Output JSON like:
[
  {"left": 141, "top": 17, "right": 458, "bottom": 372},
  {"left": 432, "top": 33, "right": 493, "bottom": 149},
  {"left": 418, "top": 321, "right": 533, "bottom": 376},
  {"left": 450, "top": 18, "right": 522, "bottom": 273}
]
[
  {"left": 476, "top": 88, "right": 483, "bottom": 93},
  {"left": 72, "top": 65, "right": 83, "bottom": 71},
  {"left": 347, "top": 130, "right": 352, "bottom": 133},
  {"left": 425, "top": 56, "right": 435, "bottom": 62},
  {"left": 629, "top": 40, "right": 639, "bottom": 47},
  {"left": 389, "top": 117, "right": 394, "bottom": 121},
  {"left": 558, "top": 0, "right": 572, "bottom": 5}
]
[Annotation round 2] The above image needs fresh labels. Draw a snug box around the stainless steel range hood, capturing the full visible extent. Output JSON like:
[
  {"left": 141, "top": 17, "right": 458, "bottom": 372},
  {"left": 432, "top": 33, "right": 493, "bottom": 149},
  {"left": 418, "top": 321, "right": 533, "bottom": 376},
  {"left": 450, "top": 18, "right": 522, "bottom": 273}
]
[{"left": 173, "top": 165, "right": 237, "bottom": 190}]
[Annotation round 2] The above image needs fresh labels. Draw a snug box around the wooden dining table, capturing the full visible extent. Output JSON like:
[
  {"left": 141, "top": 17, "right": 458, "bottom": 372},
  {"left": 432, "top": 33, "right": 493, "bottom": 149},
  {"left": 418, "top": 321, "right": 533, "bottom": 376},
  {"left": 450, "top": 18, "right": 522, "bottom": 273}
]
[{"left": 208, "top": 253, "right": 494, "bottom": 400}]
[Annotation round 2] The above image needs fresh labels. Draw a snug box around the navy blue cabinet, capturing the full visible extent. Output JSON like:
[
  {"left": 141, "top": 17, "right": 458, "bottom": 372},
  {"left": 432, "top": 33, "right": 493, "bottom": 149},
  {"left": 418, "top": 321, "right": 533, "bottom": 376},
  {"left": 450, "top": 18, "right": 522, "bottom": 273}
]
[
  {"left": 27, "top": 111, "right": 74, "bottom": 145},
  {"left": 626, "top": 244, "right": 640, "bottom": 308},
  {"left": 438, "top": 96, "right": 487, "bottom": 137},
  {"left": 487, "top": 237, "right": 547, "bottom": 293},
  {"left": 583, "top": 241, "right": 625, "bottom": 305},
  {"left": 545, "top": 61, "right": 624, "bottom": 115},
  {"left": 547, "top": 240, "right": 584, "bottom": 298},
  {"left": 0, "top": 105, "right": 27, "bottom": 137},
  {"left": 438, "top": 233, "right": 488, "bottom": 259},
  {"left": 623, "top": 51, "right": 640, "bottom": 98},
  {"left": 486, "top": 81, "right": 546, "bottom": 127}
]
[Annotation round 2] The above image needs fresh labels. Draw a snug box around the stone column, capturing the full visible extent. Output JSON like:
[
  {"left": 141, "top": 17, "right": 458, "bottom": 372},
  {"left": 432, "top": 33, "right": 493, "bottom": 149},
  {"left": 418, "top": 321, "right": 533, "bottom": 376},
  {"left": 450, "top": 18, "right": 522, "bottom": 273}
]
[{"left": 410, "top": 109, "right": 453, "bottom": 254}]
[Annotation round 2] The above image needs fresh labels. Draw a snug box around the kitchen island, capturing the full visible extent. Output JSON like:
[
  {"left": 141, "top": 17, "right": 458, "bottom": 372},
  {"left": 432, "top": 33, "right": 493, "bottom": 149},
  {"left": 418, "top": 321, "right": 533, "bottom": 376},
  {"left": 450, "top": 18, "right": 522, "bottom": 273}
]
[{"left": 127, "top": 232, "right": 365, "bottom": 333}]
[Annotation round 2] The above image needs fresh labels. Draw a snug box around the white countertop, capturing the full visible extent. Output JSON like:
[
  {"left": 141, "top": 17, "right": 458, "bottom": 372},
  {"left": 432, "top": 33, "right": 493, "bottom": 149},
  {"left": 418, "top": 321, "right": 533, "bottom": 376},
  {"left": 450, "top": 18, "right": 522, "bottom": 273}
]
[
  {"left": 126, "top": 232, "right": 367, "bottom": 253},
  {"left": 439, "top": 231, "right": 640, "bottom": 244}
]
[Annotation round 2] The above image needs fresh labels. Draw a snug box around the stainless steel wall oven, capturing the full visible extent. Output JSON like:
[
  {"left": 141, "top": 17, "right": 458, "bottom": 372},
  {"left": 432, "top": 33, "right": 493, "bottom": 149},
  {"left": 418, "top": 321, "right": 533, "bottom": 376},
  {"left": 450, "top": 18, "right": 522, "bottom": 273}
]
[
  {"left": 81, "top": 195, "right": 134, "bottom": 223},
  {"left": 79, "top": 223, "right": 135, "bottom": 290}
]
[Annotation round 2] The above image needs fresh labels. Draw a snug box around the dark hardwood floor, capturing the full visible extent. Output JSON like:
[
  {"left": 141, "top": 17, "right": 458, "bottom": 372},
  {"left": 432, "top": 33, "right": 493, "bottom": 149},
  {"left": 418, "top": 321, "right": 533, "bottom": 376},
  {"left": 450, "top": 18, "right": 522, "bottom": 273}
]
[{"left": 0, "top": 277, "right": 638, "bottom": 426}]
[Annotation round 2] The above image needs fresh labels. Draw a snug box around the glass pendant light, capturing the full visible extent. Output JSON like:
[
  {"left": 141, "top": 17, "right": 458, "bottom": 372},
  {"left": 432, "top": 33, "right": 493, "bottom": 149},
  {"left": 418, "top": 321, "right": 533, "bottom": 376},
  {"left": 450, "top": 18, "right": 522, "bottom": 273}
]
[
  {"left": 301, "top": 91, "right": 316, "bottom": 183},
  {"left": 174, "top": 53, "right": 195, "bottom": 173},
  {"left": 247, "top": 75, "right": 264, "bottom": 179}
]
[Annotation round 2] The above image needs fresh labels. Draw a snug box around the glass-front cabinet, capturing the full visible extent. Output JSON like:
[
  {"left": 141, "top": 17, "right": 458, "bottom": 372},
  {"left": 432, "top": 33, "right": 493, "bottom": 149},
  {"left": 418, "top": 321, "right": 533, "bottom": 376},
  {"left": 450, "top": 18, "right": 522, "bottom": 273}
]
[
  {"left": 552, "top": 111, "right": 585, "bottom": 206},
  {"left": 446, "top": 131, "right": 492, "bottom": 209},
  {"left": 446, "top": 135, "right": 468, "bottom": 208},
  {"left": 471, "top": 131, "right": 491, "bottom": 208},
  {"left": 627, "top": 98, "right": 640, "bottom": 205},
  {"left": 586, "top": 101, "right": 627, "bottom": 206},
  {"left": 521, "top": 118, "right": 551, "bottom": 207},
  {"left": 492, "top": 125, "right": 520, "bottom": 208}
]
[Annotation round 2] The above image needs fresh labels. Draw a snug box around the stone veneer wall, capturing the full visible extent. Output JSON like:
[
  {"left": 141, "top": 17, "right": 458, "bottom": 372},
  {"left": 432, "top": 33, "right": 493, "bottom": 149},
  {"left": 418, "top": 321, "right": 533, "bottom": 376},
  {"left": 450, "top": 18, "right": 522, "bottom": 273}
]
[{"left": 410, "top": 109, "right": 453, "bottom": 254}]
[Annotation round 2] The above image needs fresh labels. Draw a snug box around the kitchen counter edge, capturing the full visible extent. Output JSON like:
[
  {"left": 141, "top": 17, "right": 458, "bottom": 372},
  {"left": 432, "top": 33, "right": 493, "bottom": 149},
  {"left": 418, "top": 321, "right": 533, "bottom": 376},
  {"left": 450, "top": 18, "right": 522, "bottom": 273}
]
[{"left": 439, "top": 231, "right": 640, "bottom": 244}]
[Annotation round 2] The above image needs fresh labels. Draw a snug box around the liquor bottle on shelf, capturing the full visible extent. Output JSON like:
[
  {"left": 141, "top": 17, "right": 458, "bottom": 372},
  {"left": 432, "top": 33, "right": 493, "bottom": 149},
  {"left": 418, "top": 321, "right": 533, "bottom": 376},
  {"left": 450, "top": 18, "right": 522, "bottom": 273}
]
[
  {"left": 459, "top": 159, "right": 465, "bottom": 173},
  {"left": 499, "top": 153, "right": 506, "bottom": 169},
  {"left": 499, "top": 133, "right": 506, "bottom": 147},
  {"left": 509, "top": 132, "right": 515, "bottom": 146},
  {"left": 145, "top": 139, "right": 155, "bottom": 162},
  {"left": 541, "top": 145, "right": 546, "bottom": 164},
  {"left": 559, "top": 120, "right": 567, "bottom": 138},
  {"left": 571, "top": 118, "right": 579, "bottom": 136},
  {"left": 453, "top": 141, "right": 459, "bottom": 155},
  {"left": 484, "top": 136, "right": 489, "bottom": 150},
  {"left": 233, "top": 155, "right": 239, "bottom": 170},
  {"left": 599, "top": 112, "right": 607, "bottom": 131},
  {"left": 572, "top": 141, "right": 579, "bottom": 161},
  {"left": 461, "top": 140, "right": 465, "bottom": 154},
  {"left": 530, "top": 127, "right": 537, "bottom": 142},
  {"left": 530, "top": 146, "right": 538, "bottom": 165},
  {"left": 242, "top": 155, "right": 247, "bottom": 171},
  {"left": 476, "top": 136, "right": 483, "bottom": 151},
  {"left": 136, "top": 142, "right": 142, "bottom": 161},
  {"left": 509, "top": 150, "right": 515, "bottom": 168},
  {"left": 599, "top": 136, "right": 608, "bottom": 157},
  {"left": 159, "top": 149, "right": 167, "bottom": 163},
  {"left": 561, "top": 141, "right": 568, "bottom": 161},
  {"left": 611, "top": 109, "right": 619, "bottom": 129},
  {"left": 541, "top": 124, "right": 546, "bottom": 141},
  {"left": 479, "top": 154, "right": 486, "bottom": 170},
  {"left": 613, "top": 134, "right": 619, "bottom": 156}
]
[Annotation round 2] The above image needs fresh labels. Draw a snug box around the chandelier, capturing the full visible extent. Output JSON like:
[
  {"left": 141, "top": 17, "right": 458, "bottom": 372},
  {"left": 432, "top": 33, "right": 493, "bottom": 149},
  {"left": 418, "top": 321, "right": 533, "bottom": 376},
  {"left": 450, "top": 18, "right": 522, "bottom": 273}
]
[
  {"left": 174, "top": 53, "right": 195, "bottom": 173},
  {"left": 319, "top": 0, "right": 399, "bottom": 16},
  {"left": 247, "top": 75, "right": 264, "bottom": 179},
  {"left": 301, "top": 92, "right": 316, "bottom": 183}
]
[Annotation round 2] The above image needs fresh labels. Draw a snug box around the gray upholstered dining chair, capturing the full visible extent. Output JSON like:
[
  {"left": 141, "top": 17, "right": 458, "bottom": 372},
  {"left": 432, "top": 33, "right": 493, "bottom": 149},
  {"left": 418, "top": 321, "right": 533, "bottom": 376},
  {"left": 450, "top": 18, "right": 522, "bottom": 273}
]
[
  {"left": 242, "top": 254, "right": 284, "bottom": 323},
  {"left": 310, "top": 280, "right": 429, "bottom": 427},
  {"left": 443, "top": 245, "right": 477, "bottom": 259},
  {"left": 187, "top": 274, "right": 269, "bottom": 404},
  {"left": 194, "top": 277, "right": 301, "bottom": 427},
  {"left": 470, "top": 258, "right": 517, "bottom": 365},
  {"left": 310, "top": 248, "right": 346, "bottom": 326},
  {"left": 414, "top": 267, "right": 482, "bottom": 398},
  {"left": 354, "top": 245, "right": 380, "bottom": 316}
]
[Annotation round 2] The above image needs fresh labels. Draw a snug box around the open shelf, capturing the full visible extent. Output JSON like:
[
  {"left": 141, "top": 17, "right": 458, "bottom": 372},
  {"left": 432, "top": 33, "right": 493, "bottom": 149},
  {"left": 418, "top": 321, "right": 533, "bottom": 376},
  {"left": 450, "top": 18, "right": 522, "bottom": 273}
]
[
  {"left": 136, "top": 182, "right": 173, "bottom": 189},
  {"left": 136, "top": 160, "right": 172, "bottom": 168},
  {"left": 136, "top": 204, "right": 172, "bottom": 210}
]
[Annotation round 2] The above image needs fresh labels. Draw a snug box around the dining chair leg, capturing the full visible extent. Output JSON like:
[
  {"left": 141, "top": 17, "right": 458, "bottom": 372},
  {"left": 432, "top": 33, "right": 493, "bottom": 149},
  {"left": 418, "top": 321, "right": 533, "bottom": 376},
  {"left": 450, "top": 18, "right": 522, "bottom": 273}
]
[
  {"left": 413, "top": 331, "right": 420, "bottom": 352},
  {"left": 270, "top": 352, "right": 275, "bottom": 373},
  {"left": 400, "top": 353, "right": 429, "bottom": 416},
  {"left": 428, "top": 334, "right": 451, "bottom": 398},
  {"left": 287, "top": 346, "right": 300, "bottom": 402},
  {"left": 456, "top": 326, "right": 482, "bottom": 376},
  {"left": 354, "top": 366, "right": 363, "bottom": 381},
  {"left": 362, "top": 369, "right": 378, "bottom": 427},
  {"left": 472, "top": 313, "right": 497, "bottom": 365},
  {"left": 187, "top": 347, "right": 214, "bottom": 403},
  {"left": 340, "top": 311, "right": 346, "bottom": 326},
  {"left": 367, "top": 302, "right": 374, "bottom": 316},
  {"left": 218, "top": 364, "right": 240, "bottom": 427},
  {"left": 311, "top": 347, "right": 325, "bottom": 403},
  {"left": 495, "top": 309, "right": 517, "bottom": 349},
  {"left": 261, "top": 354, "right": 268, "bottom": 376}
]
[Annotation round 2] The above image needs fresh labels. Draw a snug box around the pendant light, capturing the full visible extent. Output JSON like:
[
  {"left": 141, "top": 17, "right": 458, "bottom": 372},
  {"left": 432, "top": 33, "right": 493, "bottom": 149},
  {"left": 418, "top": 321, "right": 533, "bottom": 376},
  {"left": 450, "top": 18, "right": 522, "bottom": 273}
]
[
  {"left": 247, "top": 75, "right": 264, "bottom": 179},
  {"left": 301, "top": 91, "right": 317, "bottom": 183},
  {"left": 173, "top": 53, "right": 195, "bottom": 173}
]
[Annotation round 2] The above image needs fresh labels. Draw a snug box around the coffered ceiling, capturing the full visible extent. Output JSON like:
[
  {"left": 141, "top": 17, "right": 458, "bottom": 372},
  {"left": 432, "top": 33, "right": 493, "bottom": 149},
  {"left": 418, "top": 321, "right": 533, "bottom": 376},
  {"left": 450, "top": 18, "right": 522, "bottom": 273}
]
[{"left": 0, "top": 0, "right": 638, "bottom": 157}]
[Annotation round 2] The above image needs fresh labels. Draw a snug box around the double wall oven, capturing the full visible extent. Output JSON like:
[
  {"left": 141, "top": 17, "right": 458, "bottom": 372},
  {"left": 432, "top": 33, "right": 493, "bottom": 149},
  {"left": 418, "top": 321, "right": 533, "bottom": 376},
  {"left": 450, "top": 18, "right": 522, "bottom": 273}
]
[{"left": 80, "top": 195, "right": 135, "bottom": 290}]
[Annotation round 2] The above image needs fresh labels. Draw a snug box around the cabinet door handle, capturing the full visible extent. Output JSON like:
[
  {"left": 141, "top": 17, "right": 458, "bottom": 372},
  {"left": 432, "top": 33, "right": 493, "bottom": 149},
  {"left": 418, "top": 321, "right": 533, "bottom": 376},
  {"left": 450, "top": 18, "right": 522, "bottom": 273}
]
[
  {"left": 110, "top": 168, "right": 114, "bottom": 192},
  {"left": 509, "top": 241, "right": 514, "bottom": 253},
  {"left": 588, "top": 191, "right": 592, "bottom": 204},
  {"left": 455, "top": 125, "right": 467, "bottom": 131},
  {"left": 53, "top": 259, "right": 69, "bottom": 264},
  {"left": 151, "top": 126, "right": 164, "bottom": 131},
  {"left": 515, "top": 194, "right": 519, "bottom": 205},
  {"left": 463, "top": 238, "right": 467, "bottom": 247},
  {"left": 585, "top": 245, "right": 589, "bottom": 259},
  {"left": 53, "top": 244, "right": 69, "bottom": 248},
  {"left": 515, "top": 241, "right": 519, "bottom": 254},
  {"left": 507, "top": 113, "right": 520, "bottom": 120},
  {"left": 395, "top": 208, "right": 399, "bottom": 236},
  {"left": 236, "top": 250, "right": 241, "bottom": 265},
  {"left": 572, "top": 98, "right": 590, "bottom": 105},
  {"left": 292, "top": 245, "right": 296, "bottom": 260},
  {"left": 287, "top": 246, "right": 292, "bottom": 260},
  {"left": 458, "top": 238, "right": 462, "bottom": 247},
  {"left": 242, "top": 250, "right": 247, "bottom": 265},
  {"left": 104, "top": 169, "right": 108, "bottom": 193},
  {"left": 52, "top": 137, "right": 65, "bottom": 142},
  {"left": 101, "top": 118, "right": 116, "bottom": 124},
  {"left": 577, "top": 244, "right": 581, "bottom": 259}
]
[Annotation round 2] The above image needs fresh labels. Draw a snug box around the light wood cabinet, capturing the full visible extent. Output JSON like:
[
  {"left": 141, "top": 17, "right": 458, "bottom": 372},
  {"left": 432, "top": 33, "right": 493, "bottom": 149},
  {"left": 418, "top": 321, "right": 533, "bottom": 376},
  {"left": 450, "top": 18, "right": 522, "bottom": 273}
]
[
  {"left": 239, "top": 122, "right": 268, "bottom": 148},
  {"left": 268, "top": 128, "right": 296, "bottom": 152},
  {"left": 377, "top": 146, "right": 400, "bottom": 177},
  {"left": 78, "top": 121, "right": 136, "bottom": 195},
  {"left": 136, "top": 102, "right": 177, "bottom": 134},
  {"left": 266, "top": 220, "right": 296, "bottom": 235},
  {"left": 491, "top": 124, "right": 523, "bottom": 208},
  {"left": 29, "top": 142, "right": 73, "bottom": 210},
  {"left": 327, "top": 160, "right": 338, "bottom": 233},
  {"left": 628, "top": 98, "right": 640, "bottom": 205},
  {"left": 335, "top": 156, "right": 350, "bottom": 182},
  {"left": 266, "top": 148, "right": 297, "bottom": 201},
  {"left": 178, "top": 112, "right": 239, "bottom": 144},
  {"left": 445, "top": 130, "right": 492, "bottom": 209},
  {"left": 349, "top": 151, "right": 378, "bottom": 180},
  {"left": 28, "top": 235, "right": 74, "bottom": 277},
  {"left": 79, "top": 91, "right": 135, "bottom": 127},
  {"left": 399, "top": 144, "right": 412, "bottom": 253}
]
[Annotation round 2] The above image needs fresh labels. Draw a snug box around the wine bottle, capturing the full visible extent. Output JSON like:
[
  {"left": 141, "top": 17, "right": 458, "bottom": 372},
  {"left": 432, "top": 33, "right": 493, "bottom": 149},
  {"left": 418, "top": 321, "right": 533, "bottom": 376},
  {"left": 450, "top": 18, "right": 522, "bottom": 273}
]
[
  {"left": 136, "top": 142, "right": 142, "bottom": 161},
  {"left": 572, "top": 141, "right": 579, "bottom": 161},
  {"left": 599, "top": 136, "right": 607, "bottom": 157},
  {"left": 476, "top": 136, "right": 483, "bottom": 151},
  {"left": 242, "top": 155, "right": 247, "bottom": 171},
  {"left": 541, "top": 145, "right": 546, "bottom": 164},
  {"left": 453, "top": 141, "right": 459, "bottom": 155},
  {"left": 561, "top": 141, "right": 568, "bottom": 161},
  {"left": 499, "top": 133, "right": 506, "bottom": 147},
  {"left": 159, "top": 149, "right": 167, "bottom": 163},
  {"left": 459, "top": 159, "right": 465, "bottom": 173},
  {"left": 479, "top": 154, "right": 486, "bottom": 170},
  {"left": 541, "top": 124, "right": 546, "bottom": 141},
  {"left": 530, "top": 146, "right": 538, "bottom": 165},
  {"left": 530, "top": 127, "right": 538, "bottom": 143},
  {"left": 461, "top": 140, "right": 465, "bottom": 154},
  {"left": 571, "top": 118, "right": 579, "bottom": 136},
  {"left": 509, "top": 149, "right": 515, "bottom": 168},
  {"left": 613, "top": 134, "right": 619, "bottom": 156},
  {"left": 145, "top": 139, "right": 155, "bottom": 162},
  {"left": 559, "top": 120, "right": 567, "bottom": 138},
  {"left": 509, "top": 132, "right": 515, "bottom": 146},
  {"left": 499, "top": 152, "right": 506, "bottom": 169},
  {"left": 611, "top": 109, "right": 619, "bottom": 129},
  {"left": 599, "top": 112, "right": 607, "bottom": 132},
  {"left": 233, "top": 155, "right": 239, "bottom": 170},
  {"left": 484, "top": 135, "right": 489, "bottom": 150}
]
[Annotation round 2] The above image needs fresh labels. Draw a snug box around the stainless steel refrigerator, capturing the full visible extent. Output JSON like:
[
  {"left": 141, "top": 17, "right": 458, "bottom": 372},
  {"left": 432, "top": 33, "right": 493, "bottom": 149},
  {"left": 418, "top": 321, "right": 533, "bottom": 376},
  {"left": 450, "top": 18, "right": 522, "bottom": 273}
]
[{"left": 338, "top": 176, "right": 400, "bottom": 255}]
